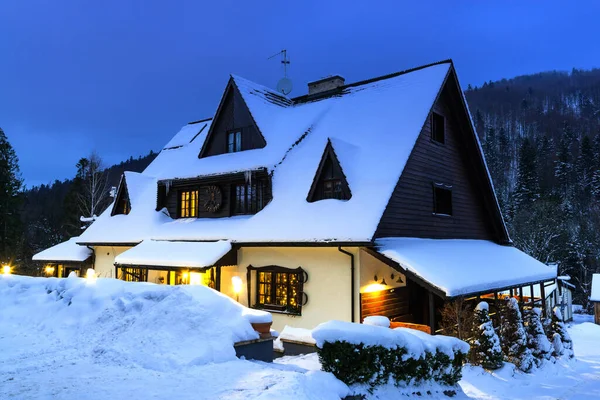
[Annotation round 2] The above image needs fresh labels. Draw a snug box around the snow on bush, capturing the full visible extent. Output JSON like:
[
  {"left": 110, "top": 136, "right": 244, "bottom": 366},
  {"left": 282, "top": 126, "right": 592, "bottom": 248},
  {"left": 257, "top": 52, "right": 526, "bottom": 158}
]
[
  {"left": 523, "top": 307, "right": 553, "bottom": 366},
  {"left": 500, "top": 298, "right": 535, "bottom": 372},
  {"left": 549, "top": 307, "right": 574, "bottom": 359},
  {"left": 0, "top": 275, "right": 271, "bottom": 370},
  {"left": 363, "top": 316, "right": 390, "bottom": 328},
  {"left": 470, "top": 301, "right": 503, "bottom": 369},
  {"left": 312, "top": 320, "right": 468, "bottom": 391}
]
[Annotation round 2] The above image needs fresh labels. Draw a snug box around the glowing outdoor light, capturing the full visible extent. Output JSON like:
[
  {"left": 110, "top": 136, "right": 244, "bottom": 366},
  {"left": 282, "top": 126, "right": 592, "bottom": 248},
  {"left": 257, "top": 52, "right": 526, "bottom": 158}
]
[
  {"left": 45, "top": 266, "right": 55, "bottom": 276},
  {"left": 2, "top": 265, "right": 11, "bottom": 275},
  {"left": 232, "top": 276, "right": 243, "bottom": 302},
  {"left": 182, "top": 271, "right": 189, "bottom": 284},
  {"left": 85, "top": 268, "right": 97, "bottom": 283}
]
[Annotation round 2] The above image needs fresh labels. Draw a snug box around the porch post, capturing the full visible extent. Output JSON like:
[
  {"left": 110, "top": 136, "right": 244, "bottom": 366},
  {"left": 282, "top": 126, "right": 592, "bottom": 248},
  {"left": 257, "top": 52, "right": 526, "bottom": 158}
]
[
  {"left": 428, "top": 291, "right": 435, "bottom": 334},
  {"left": 540, "top": 282, "right": 547, "bottom": 318},
  {"left": 216, "top": 266, "right": 221, "bottom": 292},
  {"left": 519, "top": 287, "right": 524, "bottom": 305},
  {"left": 529, "top": 284, "right": 535, "bottom": 308}
]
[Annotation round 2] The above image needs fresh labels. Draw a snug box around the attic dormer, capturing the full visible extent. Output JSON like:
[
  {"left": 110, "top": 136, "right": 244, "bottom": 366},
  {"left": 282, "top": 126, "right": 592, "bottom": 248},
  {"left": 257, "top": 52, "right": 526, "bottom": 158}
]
[
  {"left": 307, "top": 140, "right": 351, "bottom": 202},
  {"left": 198, "top": 78, "right": 266, "bottom": 158},
  {"left": 111, "top": 176, "right": 131, "bottom": 216}
]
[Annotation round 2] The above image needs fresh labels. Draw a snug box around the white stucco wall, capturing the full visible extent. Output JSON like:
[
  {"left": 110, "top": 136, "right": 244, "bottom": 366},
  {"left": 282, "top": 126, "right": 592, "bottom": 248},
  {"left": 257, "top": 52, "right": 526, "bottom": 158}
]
[
  {"left": 227, "top": 247, "right": 361, "bottom": 331},
  {"left": 93, "top": 246, "right": 132, "bottom": 278}
]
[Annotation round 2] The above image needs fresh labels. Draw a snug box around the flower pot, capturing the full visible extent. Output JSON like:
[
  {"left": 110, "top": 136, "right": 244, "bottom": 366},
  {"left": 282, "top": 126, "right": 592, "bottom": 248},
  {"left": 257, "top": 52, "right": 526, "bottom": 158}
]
[{"left": 251, "top": 322, "right": 273, "bottom": 338}]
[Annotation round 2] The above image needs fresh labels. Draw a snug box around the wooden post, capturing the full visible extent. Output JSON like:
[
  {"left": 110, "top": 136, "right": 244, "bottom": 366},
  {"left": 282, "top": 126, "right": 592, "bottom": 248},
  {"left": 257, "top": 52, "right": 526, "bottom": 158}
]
[
  {"left": 519, "top": 287, "right": 524, "bottom": 305},
  {"left": 530, "top": 284, "right": 535, "bottom": 308},
  {"left": 428, "top": 291, "right": 435, "bottom": 334},
  {"left": 216, "top": 266, "right": 221, "bottom": 292},
  {"left": 540, "top": 282, "right": 546, "bottom": 318}
]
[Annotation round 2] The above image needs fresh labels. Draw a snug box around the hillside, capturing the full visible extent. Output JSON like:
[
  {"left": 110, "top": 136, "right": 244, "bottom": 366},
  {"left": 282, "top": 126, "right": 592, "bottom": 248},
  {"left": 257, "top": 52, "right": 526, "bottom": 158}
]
[{"left": 465, "top": 68, "right": 600, "bottom": 305}]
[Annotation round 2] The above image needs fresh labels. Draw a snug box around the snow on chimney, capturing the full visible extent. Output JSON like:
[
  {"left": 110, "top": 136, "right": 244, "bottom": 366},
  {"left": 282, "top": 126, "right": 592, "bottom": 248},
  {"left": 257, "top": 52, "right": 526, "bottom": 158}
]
[{"left": 307, "top": 75, "right": 345, "bottom": 95}]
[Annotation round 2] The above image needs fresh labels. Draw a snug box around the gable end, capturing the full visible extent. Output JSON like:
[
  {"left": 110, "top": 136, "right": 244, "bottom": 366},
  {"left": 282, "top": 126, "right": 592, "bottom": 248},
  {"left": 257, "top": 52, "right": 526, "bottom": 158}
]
[
  {"left": 198, "top": 78, "right": 266, "bottom": 158},
  {"left": 111, "top": 176, "right": 131, "bottom": 216},
  {"left": 307, "top": 140, "right": 351, "bottom": 202},
  {"left": 373, "top": 67, "right": 510, "bottom": 243}
]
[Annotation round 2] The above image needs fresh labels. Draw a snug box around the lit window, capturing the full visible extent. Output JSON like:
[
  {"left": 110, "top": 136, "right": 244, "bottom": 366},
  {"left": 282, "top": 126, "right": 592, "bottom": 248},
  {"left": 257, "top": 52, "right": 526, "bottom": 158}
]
[
  {"left": 227, "top": 131, "right": 242, "bottom": 153},
  {"left": 433, "top": 186, "right": 452, "bottom": 215},
  {"left": 256, "top": 268, "right": 303, "bottom": 314},
  {"left": 180, "top": 190, "right": 199, "bottom": 217},
  {"left": 431, "top": 112, "right": 445, "bottom": 144}
]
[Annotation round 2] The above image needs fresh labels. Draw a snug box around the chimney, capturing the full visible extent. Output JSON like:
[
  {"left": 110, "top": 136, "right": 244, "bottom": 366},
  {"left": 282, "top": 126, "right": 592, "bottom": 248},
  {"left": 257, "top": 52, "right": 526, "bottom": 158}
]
[{"left": 307, "top": 75, "right": 345, "bottom": 95}]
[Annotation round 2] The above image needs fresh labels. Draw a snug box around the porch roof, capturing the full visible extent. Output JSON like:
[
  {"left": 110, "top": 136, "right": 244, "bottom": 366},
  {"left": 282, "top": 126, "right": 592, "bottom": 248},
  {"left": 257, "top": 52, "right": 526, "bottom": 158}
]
[
  {"left": 375, "top": 238, "right": 557, "bottom": 298},
  {"left": 32, "top": 238, "right": 92, "bottom": 263},
  {"left": 114, "top": 240, "right": 233, "bottom": 269}
]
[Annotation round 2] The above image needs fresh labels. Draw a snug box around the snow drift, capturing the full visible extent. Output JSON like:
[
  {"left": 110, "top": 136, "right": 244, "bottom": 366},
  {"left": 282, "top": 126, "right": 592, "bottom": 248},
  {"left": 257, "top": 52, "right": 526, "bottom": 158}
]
[{"left": 0, "top": 275, "right": 271, "bottom": 370}]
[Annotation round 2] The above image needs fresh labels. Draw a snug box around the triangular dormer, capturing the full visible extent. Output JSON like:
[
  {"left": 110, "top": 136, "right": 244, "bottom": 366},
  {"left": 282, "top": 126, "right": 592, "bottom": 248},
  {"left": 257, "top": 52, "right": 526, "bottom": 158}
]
[
  {"left": 198, "top": 77, "right": 266, "bottom": 158},
  {"left": 111, "top": 176, "right": 131, "bottom": 216},
  {"left": 307, "top": 139, "right": 351, "bottom": 202}
]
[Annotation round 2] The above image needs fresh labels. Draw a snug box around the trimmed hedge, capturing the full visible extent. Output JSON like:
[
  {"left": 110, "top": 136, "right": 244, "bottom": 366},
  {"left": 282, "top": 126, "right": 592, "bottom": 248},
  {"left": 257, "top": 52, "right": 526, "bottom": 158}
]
[{"left": 318, "top": 340, "right": 466, "bottom": 389}]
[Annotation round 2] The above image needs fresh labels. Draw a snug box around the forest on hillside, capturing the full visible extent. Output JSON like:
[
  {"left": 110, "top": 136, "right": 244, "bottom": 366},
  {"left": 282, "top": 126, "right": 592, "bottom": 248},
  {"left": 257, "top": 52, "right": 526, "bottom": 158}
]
[{"left": 465, "top": 68, "right": 600, "bottom": 306}]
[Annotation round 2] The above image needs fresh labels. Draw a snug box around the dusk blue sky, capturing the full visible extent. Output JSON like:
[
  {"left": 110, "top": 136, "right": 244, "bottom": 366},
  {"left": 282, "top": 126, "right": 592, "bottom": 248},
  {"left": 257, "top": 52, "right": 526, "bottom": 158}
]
[{"left": 2, "top": 1, "right": 600, "bottom": 187}]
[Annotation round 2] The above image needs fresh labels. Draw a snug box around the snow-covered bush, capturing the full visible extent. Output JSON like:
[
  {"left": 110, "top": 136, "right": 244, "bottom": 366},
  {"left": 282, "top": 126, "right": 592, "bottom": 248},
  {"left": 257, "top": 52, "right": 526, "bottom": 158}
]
[
  {"left": 470, "top": 302, "right": 503, "bottom": 369},
  {"left": 499, "top": 298, "right": 535, "bottom": 372},
  {"left": 548, "top": 307, "right": 574, "bottom": 358},
  {"left": 523, "top": 307, "right": 552, "bottom": 366},
  {"left": 312, "top": 321, "right": 468, "bottom": 390}
]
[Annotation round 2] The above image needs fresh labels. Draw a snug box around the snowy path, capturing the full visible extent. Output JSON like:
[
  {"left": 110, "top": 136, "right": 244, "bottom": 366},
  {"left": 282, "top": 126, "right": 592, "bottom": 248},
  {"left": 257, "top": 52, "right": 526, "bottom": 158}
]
[{"left": 1, "top": 314, "right": 599, "bottom": 399}]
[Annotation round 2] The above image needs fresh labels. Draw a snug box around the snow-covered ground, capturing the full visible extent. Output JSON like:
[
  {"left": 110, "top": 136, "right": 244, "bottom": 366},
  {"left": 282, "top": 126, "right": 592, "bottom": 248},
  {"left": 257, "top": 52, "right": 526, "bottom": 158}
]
[{"left": 1, "top": 276, "right": 599, "bottom": 399}]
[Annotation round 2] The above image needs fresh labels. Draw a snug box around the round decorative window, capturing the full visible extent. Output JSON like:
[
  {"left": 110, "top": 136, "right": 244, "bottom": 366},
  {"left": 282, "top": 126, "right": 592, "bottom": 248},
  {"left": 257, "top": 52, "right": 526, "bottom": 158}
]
[{"left": 203, "top": 185, "right": 222, "bottom": 212}]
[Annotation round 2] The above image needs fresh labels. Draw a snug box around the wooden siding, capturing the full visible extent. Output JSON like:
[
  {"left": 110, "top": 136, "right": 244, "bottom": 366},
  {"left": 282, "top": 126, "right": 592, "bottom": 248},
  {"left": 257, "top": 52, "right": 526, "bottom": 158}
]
[
  {"left": 374, "top": 80, "right": 498, "bottom": 240},
  {"left": 160, "top": 171, "right": 272, "bottom": 219},
  {"left": 360, "top": 286, "right": 412, "bottom": 322},
  {"left": 201, "top": 84, "right": 266, "bottom": 157}
]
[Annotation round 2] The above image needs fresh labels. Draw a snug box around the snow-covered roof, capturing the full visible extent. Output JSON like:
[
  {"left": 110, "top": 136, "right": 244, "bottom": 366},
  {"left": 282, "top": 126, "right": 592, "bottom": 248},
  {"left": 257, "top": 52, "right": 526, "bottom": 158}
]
[
  {"left": 32, "top": 238, "right": 92, "bottom": 262},
  {"left": 78, "top": 172, "right": 164, "bottom": 244},
  {"left": 162, "top": 120, "right": 210, "bottom": 150},
  {"left": 75, "top": 61, "right": 501, "bottom": 246},
  {"left": 376, "top": 238, "right": 557, "bottom": 297},
  {"left": 591, "top": 274, "right": 600, "bottom": 302},
  {"left": 114, "top": 240, "right": 232, "bottom": 268}
]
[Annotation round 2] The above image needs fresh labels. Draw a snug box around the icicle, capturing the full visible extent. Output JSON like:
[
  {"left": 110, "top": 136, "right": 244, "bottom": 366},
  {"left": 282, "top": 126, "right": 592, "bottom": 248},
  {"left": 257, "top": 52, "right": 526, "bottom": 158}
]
[
  {"left": 165, "top": 180, "right": 171, "bottom": 195},
  {"left": 244, "top": 170, "right": 252, "bottom": 185}
]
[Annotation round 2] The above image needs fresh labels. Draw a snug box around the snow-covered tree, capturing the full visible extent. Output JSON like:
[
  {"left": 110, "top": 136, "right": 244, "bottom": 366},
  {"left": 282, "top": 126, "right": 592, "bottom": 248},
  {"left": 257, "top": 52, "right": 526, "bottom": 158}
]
[
  {"left": 470, "top": 302, "right": 503, "bottom": 369},
  {"left": 500, "top": 298, "right": 535, "bottom": 372},
  {"left": 75, "top": 152, "right": 109, "bottom": 230},
  {"left": 523, "top": 308, "right": 553, "bottom": 366},
  {"left": 0, "top": 127, "right": 23, "bottom": 264},
  {"left": 548, "top": 307, "right": 574, "bottom": 359}
]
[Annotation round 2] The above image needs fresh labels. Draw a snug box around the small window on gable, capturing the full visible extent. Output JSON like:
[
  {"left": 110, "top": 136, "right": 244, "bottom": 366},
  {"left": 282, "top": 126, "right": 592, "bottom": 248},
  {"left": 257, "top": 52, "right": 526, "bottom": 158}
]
[
  {"left": 431, "top": 112, "right": 445, "bottom": 144},
  {"left": 112, "top": 181, "right": 131, "bottom": 216},
  {"left": 179, "top": 190, "right": 198, "bottom": 218},
  {"left": 227, "top": 131, "right": 242, "bottom": 153},
  {"left": 308, "top": 141, "right": 351, "bottom": 202},
  {"left": 433, "top": 185, "right": 452, "bottom": 216}
]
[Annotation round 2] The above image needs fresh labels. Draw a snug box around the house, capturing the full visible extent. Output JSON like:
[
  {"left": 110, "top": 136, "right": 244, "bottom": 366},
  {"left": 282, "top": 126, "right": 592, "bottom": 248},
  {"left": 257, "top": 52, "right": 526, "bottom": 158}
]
[
  {"left": 591, "top": 274, "right": 600, "bottom": 324},
  {"left": 33, "top": 60, "right": 557, "bottom": 333}
]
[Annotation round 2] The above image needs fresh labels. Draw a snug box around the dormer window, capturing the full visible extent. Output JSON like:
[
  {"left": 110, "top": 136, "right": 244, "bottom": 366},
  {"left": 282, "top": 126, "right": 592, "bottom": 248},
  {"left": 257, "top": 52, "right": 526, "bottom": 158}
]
[
  {"left": 227, "top": 131, "right": 242, "bottom": 153},
  {"left": 234, "top": 181, "right": 265, "bottom": 215},
  {"left": 179, "top": 190, "right": 198, "bottom": 218},
  {"left": 323, "top": 179, "right": 343, "bottom": 200}
]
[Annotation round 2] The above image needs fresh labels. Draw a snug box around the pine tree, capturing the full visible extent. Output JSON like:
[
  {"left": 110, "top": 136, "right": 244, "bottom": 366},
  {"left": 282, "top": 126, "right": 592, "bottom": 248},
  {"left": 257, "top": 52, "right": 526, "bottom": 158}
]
[
  {"left": 500, "top": 298, "right": 535, "bottom": 372},
  {"left": 513, "top": 138, "right": 540, "bottom": 209},
  {"left": 523, "top": 308, "right": 553, "bottom": 366},
  {"left": 470, "top": 302, "right": 503, "bottom": 369},
  {"left": 0, "top": 128, "right": 23, "bottom": 265},
  {"left": 576, "top": 135, "right": 595, "bottom": 206},
  {"left": 549, "top": 307, "right": 574, "bottom": 359},
  {"left": 555, "top": 123, "right": 575, "bottom": 206}
]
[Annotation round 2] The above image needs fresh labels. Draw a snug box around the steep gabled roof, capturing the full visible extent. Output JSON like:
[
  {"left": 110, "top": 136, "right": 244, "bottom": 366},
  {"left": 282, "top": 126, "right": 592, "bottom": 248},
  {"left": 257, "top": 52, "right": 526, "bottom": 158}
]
[{"left": 74, "top": 60, "right": 510, "bottom": 245}]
